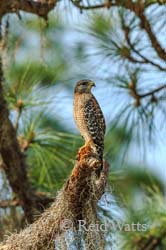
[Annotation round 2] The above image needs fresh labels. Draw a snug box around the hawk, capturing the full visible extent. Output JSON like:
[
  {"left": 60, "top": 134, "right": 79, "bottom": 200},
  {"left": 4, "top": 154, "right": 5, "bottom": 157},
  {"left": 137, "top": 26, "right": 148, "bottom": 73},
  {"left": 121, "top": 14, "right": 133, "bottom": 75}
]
[{"left": 73, "top": 79, "right": 106, "bottom": 176}]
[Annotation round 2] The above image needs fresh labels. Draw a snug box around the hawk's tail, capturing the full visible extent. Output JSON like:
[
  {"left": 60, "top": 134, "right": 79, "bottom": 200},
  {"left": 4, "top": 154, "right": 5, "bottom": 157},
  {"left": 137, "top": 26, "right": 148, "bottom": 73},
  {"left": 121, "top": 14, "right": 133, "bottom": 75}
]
[{"left": 95, "top": 144, "right": 104, "bottom": 177}]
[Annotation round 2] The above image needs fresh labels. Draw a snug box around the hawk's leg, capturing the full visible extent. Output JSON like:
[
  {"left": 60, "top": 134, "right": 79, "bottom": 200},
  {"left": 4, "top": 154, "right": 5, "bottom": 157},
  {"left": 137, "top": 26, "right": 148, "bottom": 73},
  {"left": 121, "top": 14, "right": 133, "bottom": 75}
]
[{"left": 76, "top": 139, "right": 96, "bottom": 161}]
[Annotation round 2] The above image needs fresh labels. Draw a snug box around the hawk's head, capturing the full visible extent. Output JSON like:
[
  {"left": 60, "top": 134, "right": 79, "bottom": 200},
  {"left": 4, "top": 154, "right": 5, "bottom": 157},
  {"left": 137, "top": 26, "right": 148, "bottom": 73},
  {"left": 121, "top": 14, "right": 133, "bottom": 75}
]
[{"left": 74, "top": 79, "right": 95, "bottom": 94}]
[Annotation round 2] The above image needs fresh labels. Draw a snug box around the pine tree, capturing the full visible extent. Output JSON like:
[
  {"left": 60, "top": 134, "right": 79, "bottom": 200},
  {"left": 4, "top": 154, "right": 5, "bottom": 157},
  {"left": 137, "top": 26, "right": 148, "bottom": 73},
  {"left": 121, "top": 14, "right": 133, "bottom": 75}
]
[{"left": 0, "top": 1, "right": 165, "bottom": 249}]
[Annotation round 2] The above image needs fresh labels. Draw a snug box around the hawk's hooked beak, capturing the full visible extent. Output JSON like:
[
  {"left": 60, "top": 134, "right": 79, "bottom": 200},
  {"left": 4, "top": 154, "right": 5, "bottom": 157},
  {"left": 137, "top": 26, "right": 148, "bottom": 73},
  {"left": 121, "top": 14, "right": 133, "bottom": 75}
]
[{"left": 88, "top": 81, "right": 96, "bottom": 88}]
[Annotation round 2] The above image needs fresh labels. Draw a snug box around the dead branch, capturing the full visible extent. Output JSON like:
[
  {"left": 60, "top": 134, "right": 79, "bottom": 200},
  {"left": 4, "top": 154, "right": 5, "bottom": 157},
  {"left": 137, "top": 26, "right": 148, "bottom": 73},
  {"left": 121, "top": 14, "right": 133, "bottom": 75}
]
[
  {"left": 0, "top": 0, "right": 57, "bottom": 19},
  {"left": 0, "top": 149, "right": 109, "bottom": 250}
]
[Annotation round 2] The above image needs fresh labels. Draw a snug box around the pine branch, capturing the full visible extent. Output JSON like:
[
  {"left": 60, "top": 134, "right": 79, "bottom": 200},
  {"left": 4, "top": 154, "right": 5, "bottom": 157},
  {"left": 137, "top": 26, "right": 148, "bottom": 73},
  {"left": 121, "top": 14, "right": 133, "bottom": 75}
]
[
  {"left": 70, "top": 0, "right": 166, "bottom": 10},
  {"left": 123, "top": 26, "right": 166, "bottom": 71},
  {"left": 0, "top": 0, "right": 57, "bottom": 19},
  {"left": 137, "top": 11, "right": 166, "bottom": 61},
  {"left": 145, "top": 0, "right": 166, "bottom": 7},
  {"left": 138, "top": 84, "right": 166, "bottom": 98},
  {"left": 116, "top": 1, "right": 166, "bottom": 61},
  {"left": 129, "top": 83, "right": 166, "bottom": 102},
  {"left": 70, "top": 0, "right": 109, "bottom": 11},
  {"left": 71, "top": 1, "right": 166, "bottom": 63},
  {"left": 70, "top": 0, "right": 135, "bottom": 11}
]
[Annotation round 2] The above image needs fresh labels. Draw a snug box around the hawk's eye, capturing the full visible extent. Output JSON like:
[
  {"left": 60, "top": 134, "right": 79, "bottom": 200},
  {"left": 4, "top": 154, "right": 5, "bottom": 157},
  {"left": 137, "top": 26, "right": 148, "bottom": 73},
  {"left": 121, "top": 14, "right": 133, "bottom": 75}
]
[{"left": 82, "top": 82, "right": 87, "bottom": 86}]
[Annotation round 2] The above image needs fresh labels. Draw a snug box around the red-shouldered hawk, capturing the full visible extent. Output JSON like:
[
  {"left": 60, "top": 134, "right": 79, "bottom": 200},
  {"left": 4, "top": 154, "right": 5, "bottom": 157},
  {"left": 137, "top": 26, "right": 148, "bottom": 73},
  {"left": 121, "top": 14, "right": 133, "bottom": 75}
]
[{"left": 73, "top": 79, "right": 106, "bottom": 176}]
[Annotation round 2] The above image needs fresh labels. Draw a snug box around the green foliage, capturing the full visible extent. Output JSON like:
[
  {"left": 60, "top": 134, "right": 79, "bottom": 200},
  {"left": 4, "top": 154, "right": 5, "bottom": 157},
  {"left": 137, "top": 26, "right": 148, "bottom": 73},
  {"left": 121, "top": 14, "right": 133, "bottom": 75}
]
[
  {"left": 109, "top": 167, "right": 164, "bottom": 205},
  {"left": 90, "top": 14, "right": 112, "bottom": 34},
  {"left": 104, "top": 126, "right": 132, "bottom": 163},
  {"left": 6, "top": 61, "right": 66, "bottom": 86},
  {"left": 27, "top": 130, "right": 81, "bottom": 191},
  {"left": 121, "top": 189, "right": 166, "bottom": 250},
  {"left": 23, "top": 16, "right": 64, "bottom": 32}
]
